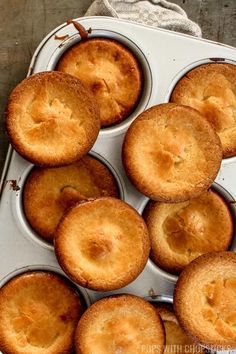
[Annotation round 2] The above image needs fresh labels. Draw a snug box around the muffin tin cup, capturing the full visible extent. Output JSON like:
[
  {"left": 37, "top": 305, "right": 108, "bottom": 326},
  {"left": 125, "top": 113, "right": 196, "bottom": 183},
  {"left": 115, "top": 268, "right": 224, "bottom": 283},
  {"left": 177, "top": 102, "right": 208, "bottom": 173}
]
[
  {"left": 1, "top": 17, "right": 236, "bottom": 353},
  {"left": 139, "top": 181, "right": 236, "bottom": 283},
  {"left": 11, "top": 150, "right": 126, "bottom": 251},
  {"left": 146, "top": 294, "right": 173, "bottom": 304},
  {"left": 0, "top": 264, "right": 92, "bottom": 308},
  {"left": 34, "top": 28, "right": 153, "bottom": 138}
]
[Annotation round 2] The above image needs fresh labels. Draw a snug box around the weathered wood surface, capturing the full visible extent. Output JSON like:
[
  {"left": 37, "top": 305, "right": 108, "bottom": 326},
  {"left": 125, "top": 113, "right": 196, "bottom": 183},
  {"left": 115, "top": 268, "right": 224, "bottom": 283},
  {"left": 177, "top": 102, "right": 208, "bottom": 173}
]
[
  {"left": 175, "top": 0, "right": 236, "bottom": 45},
  {"left": 0, "top": 0, "right": 235, "bottom": 173}
]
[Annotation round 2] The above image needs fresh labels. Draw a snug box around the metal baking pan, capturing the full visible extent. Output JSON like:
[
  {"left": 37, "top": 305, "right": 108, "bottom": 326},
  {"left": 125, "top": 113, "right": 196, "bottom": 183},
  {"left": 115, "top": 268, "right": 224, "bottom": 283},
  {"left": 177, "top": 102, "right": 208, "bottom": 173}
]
[{"left": 0, "top": 16, "right": 236, "bottom": 346}]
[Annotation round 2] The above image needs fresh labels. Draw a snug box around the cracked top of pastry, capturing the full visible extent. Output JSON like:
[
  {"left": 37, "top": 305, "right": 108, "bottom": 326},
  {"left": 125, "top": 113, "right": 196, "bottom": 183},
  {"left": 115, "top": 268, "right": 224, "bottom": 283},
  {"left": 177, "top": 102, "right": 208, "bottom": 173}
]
[
  {"left": 56, "top": 38, "right": 143, "bottom": 127},
  {"left": 122, "top": 103, "right": 222, "bottom": 202},
  {"left": 23, "top": 155, "right": 120, "bottom": 243},
  {"left": 54, "top": 197, "right": 150, "bottom": 291},
  {"left": 143, "top": 189, "right": 233, "bottom": 274},
  {"left": 75, "top": 295, "right": 165, "bottom": 354},
  {"left": 171, "top": 63, "right": 236, "bottom": 158},
  {"left": 174, "top": 252, "right": 236, "bottom": 349},
  {"left": 0, "top": 271, "right": 84, "bottom": 354},
  {"left": 6, "top": 71, "right": 100, "bottom": 166},
  {"left": 155, "top": 304, "right": 203, "bottom": 354}
]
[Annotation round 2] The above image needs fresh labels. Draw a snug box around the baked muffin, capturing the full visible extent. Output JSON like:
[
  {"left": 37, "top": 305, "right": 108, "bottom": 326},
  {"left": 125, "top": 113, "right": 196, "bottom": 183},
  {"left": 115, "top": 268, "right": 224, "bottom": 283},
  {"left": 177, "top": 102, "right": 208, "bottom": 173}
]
[
  {"left": 23, "top": 155, "right": 119, "bottom": 243},
  {"left": 143, "top": 189, "right": 233, "bottom": 274},
  {"left": 55, "top": 197, "right": 150, "bottom": 291},
  {"left": 6, "top": 71, "right": 100, "bottom": 166},
  {"left": 122, "top": 103, "right": 222, "bottom": 202},
  {"left": 75, "top": 294, "right": 165, "bottom": 354},
  {"left": 170, "top": 63, "right": 236, "bottom": 158},
  {"left": 154, "top": 304, "right": 202, "bottom": 354},
  {"left": 174, "top": 252, "right": 236, "bottom": 349},
  {"left": 56, "top": 38, "right": 143, "bottom": 127},
  {"left": 0, "top": 271, "right": 84, "bottom": 354}
]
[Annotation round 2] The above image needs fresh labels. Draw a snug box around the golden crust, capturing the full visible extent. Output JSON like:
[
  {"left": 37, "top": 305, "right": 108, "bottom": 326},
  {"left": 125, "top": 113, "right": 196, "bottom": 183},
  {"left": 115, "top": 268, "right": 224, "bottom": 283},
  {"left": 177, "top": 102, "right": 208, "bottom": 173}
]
[
  {"left": 56, "top": 38, "right": 143, "bottom": 127},
  {"left": 23, "top": 155, "right": 120, "bottom": 242},
  {"left": 143, "top": 190, "right": 233, "bottom": 274},
  {"left": 54, "top": 197, "right": 150, "bottom": 291},
  {"left": 174, "top": 252, "right": 236, "bottom": 349},
  {"left": 122, "top": 103, "right": 222, "bottom": 202},
  {"left": 170, "top": 63, "right": 236, "bottom": 158},
  {"left": 6, "top": 71, "right": 100, "bottom": 166},
  {"left": 75, "top": 294, "right": 165, "bottom": 354},
  {"left": 154, "top": 304, "right": 203, "bottom": 354},
  {"left": 0, "top": 271, "right": 84, "bottom": 354},
  {"left": 154, "top": 303, "right": 179, "bottom": 324}
]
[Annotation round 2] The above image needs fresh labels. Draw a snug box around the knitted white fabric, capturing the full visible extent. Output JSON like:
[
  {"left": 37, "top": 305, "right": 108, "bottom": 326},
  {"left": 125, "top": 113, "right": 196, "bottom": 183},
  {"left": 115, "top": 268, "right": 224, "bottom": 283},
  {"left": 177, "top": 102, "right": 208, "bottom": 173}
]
[{"left": 85, "top": 0, "right": 202, "bottom": 37}]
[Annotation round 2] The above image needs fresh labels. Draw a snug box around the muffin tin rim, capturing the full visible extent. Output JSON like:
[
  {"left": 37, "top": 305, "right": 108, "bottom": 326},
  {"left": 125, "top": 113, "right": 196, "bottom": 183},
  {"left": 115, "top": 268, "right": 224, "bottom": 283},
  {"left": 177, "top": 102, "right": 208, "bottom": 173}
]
[
  {"left": 145, "top": 293, "right": 173, "bottom": 304},
  {"left": 30, "top": 16, "right": 236, "bottom": 63},
  {"left": 0, "top": 264, "right": 92, "bottom": 307},
  {"left": 27, "top": 16, "right": 236, "bottom": 145}
]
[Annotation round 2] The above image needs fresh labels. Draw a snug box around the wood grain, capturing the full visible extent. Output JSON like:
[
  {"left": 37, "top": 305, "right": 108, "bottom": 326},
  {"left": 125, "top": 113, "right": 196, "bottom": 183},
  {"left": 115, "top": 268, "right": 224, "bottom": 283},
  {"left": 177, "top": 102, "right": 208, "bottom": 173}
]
[
  {"left": 0, "top": 0, "right": 235, "bottom": 173},
  {"left": 174, "top": 0, "right": 236, "bottom": 45}
]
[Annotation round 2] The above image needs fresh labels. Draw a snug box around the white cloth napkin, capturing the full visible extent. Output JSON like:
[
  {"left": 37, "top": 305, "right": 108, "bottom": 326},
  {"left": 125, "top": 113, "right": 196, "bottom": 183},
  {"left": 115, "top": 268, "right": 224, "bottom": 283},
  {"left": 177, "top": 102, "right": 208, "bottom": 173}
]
[{"left": 85, "top": 0, "right": 202, "bottom": 37}]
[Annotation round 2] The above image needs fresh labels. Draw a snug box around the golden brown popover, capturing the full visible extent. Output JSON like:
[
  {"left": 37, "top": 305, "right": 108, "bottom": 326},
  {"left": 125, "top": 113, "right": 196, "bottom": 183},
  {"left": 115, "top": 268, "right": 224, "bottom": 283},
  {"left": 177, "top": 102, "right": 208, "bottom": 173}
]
[
  {"left": 123, "top": 103, "right": 222, "bottom": 202},
  {"left": 23, "top": 155, "right": 119, "bottom": 242},
  {"left": 75, "top": 294, "right": 165, "bottom": 354},
  {"left": 171, "top": 63, "right": 236, "bottom": 158},
  {"left": 55, "top": 197, "right": 150, "bottom": 291},
  {"left": 57, "top": 38, "right": 143, "bottom": 127},
  {"left": 174, "top": 252, "right": 236, "bottom": 349},
  {"left": 0, "top": 271, "right": 84, "bottom": 354},
  {"left": 143, "top": 189, "right": 233, "bottom": 274},
  {"left": 6, "top": 71, "right": 100, "bottom": 166},
  {"left": 154, "top": 304, "right": 203, "bottom": 354}
]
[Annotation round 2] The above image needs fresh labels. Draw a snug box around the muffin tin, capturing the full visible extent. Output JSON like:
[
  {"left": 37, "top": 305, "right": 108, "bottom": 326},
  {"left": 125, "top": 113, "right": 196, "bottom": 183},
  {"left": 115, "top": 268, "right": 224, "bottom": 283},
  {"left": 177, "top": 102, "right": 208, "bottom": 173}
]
[{"left": 1, "top": 16, "right": 236, "bottom": 328}]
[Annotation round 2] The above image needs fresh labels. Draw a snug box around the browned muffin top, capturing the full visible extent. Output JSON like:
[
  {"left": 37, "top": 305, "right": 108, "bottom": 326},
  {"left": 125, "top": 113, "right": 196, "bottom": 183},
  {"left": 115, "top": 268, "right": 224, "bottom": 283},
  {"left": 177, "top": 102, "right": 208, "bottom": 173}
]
[
  {"left": 6, "top": 71, "right": 100, "bottom": 166},
  {"left": 23, "top": 155, "right": 120, "bottom": 242},
  {"left": 174, "top": 252, "right": 236, "bottom": 349},
  {"left": 123, "top": 103, "right": 222, "bottom": 202},
  {"left": 75, "top": 295, "right": 165, "bottom": 354},
  {"left": 154, "top": 304, "right": 203, "bottom": 354},
  {"left": 171, "top": 63, "right": 236, "bottom": 158},
  {"left": 57, "top": 38, "right": 143, "bottom": 127},
  {"left": 0, "top": 271, "right": 84, "bottom": 354},
  {"left": 55, "top": 197, "right": 150, "bottom": 291},
  {"left": 143, "top": 189, "right": 233, "bottom": 274}
]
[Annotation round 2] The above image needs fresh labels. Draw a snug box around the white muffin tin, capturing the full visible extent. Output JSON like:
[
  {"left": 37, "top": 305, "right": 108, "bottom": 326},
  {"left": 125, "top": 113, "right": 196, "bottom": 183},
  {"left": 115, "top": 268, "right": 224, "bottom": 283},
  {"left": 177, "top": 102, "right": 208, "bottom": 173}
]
[{"left": 0, "top": 16, "right": 236, "bottom": 336}]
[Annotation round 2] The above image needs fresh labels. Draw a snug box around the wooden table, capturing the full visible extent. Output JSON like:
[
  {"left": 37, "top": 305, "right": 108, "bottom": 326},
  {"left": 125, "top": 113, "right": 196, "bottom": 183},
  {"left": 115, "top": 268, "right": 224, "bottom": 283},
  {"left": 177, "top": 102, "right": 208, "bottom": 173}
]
[{"left": 1, "top": 0, "right": 235, "bottom": 173}]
